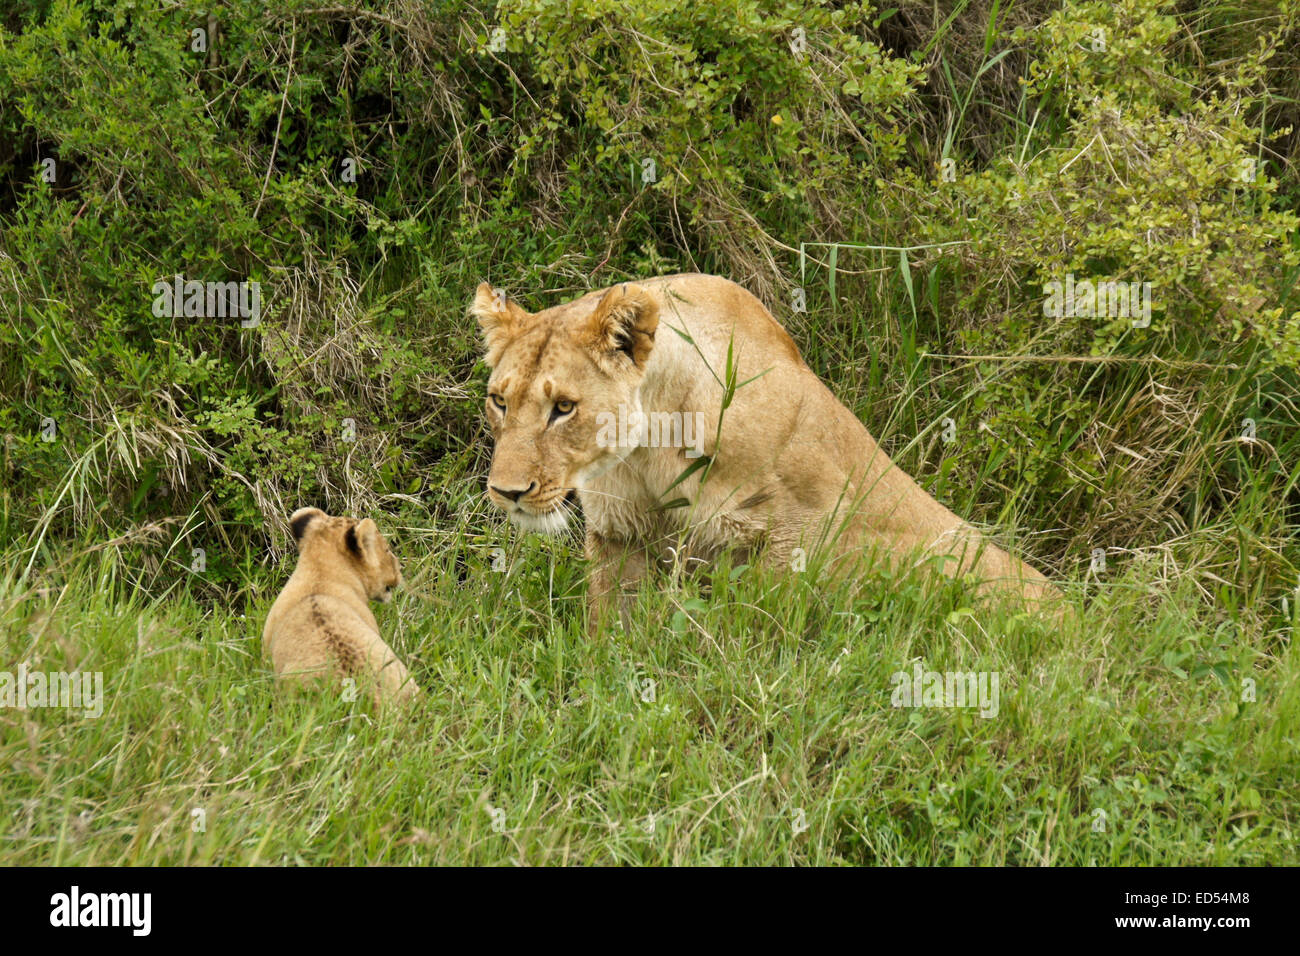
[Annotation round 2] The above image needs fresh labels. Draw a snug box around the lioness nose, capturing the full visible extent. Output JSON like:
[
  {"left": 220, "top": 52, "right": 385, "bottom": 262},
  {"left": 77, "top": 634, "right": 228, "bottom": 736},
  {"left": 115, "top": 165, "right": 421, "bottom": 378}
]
[{"left": 491, "top": 482, "right": 536, "bottom": 503}]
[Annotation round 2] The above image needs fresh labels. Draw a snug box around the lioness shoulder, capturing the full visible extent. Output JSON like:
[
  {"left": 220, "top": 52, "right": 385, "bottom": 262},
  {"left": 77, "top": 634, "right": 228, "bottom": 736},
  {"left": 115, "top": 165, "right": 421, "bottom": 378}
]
[{"left": 262, "top": 507, "right": 419, "bottom": 706}]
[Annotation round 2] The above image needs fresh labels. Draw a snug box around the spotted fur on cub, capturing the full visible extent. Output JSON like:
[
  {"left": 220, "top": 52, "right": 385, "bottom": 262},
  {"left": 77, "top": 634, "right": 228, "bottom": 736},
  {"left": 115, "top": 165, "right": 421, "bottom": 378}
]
[{"left": 262, "top": 508, "right": 418, "bottom": 707}]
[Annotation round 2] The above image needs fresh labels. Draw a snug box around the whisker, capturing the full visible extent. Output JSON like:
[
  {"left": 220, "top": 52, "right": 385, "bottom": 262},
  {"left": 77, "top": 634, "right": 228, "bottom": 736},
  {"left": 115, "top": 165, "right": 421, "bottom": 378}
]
[{"left": 569, "top": 486, "right": 636, "bottom": 505}]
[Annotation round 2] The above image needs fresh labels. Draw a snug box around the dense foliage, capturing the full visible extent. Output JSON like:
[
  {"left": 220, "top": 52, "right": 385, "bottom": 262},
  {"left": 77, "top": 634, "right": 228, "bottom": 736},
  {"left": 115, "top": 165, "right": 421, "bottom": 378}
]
[{"left": 1, "top": 0, "right": 1297, "bottom": 612}]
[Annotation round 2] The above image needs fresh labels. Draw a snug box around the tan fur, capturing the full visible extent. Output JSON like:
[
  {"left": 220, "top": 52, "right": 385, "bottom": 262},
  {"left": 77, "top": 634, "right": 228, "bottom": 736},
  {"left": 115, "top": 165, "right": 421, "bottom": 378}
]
[
  {"left": 262, "top": 508, "right": 419, "bottom": 707},
  {"left": 472, "top": 274, "right": 1067, "bottom": 630}
]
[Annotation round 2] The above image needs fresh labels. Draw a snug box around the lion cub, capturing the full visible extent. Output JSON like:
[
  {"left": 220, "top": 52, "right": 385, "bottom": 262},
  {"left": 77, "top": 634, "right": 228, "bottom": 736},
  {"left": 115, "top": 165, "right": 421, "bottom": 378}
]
[{"left": 263, "top": 507, "right": 419, "bottom": 707}]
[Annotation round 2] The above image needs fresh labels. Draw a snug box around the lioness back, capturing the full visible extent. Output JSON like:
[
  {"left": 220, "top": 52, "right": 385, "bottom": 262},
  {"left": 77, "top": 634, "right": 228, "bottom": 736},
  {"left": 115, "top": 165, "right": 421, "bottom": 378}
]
[{"left": 263, "top": 507, "right": 418, "bottom": 707}]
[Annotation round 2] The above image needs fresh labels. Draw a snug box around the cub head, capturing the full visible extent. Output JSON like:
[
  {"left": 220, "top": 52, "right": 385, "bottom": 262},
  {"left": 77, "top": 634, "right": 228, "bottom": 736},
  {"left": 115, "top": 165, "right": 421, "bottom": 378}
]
[
  {"left": 288, "top": 507, "right": 403, "bottom": 602},
  {"left": 471, "top": 281, "right": 660, "bottom": 533}
]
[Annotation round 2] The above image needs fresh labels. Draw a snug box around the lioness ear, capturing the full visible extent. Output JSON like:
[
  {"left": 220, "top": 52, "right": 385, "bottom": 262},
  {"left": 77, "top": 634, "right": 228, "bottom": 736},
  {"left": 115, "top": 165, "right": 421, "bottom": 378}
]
[
  {"left": 583, "top": 283, "right": 659, "bottom": 368},
  {"left": 289, "top": 507, "right": 326, "bottom": 550},
  {"left": 469, "top": 282, "right": 530, "bottom": 367}
]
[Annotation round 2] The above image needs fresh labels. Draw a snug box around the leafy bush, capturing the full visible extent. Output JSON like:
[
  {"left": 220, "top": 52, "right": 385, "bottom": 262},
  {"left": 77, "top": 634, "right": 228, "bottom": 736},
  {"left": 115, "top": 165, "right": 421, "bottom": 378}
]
[{"left": 862, "top": 0, "right": 1300, "bottom": 596}]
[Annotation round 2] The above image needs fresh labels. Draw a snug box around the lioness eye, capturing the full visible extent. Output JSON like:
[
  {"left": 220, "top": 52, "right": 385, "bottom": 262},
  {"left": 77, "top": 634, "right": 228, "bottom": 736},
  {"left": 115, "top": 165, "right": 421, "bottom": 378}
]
[
  {"left": 489, "top": 394, "right": 506, "bottom": 411},
  {"left": 554, "top": 399, "right": 575, "bottom": 415}
]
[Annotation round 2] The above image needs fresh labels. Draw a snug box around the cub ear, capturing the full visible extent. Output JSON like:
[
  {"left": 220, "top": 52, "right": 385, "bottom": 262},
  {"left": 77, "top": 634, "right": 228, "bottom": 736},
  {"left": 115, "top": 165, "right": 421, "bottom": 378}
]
[
  {"left": 345, "top": 517, "right": 381, "bottom": 563},
  {"left": 582, "top": 283, "right": 659, "bottom": 368},
  {"left": 469, "top": 282, "right": 530, "bottom": 367},
  {"left": 289, "top": 507, "right": 327, "bottom": 550}
]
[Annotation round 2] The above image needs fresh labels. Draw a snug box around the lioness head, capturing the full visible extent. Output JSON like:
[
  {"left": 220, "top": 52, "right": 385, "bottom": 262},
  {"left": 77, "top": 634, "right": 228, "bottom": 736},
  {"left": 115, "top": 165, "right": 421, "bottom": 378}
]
[
  {"left": 471, "top": 282, "right": 660, "bottom": 533},
  {"left": 288, "top": 507, "right": 403, "bottom": 602}
]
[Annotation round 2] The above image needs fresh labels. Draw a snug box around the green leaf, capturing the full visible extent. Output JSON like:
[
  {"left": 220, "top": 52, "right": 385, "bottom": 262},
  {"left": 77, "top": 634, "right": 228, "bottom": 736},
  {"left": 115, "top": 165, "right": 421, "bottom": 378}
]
[{"left": 661, "top": 453, "right": 712, "bottom": 496}]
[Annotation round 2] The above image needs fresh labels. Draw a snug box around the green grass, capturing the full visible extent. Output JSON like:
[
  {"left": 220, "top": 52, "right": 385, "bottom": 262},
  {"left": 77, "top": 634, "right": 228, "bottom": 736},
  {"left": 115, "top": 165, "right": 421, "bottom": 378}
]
[{"left": 3, "top": 510, "right": 1296, "bottom": 866}]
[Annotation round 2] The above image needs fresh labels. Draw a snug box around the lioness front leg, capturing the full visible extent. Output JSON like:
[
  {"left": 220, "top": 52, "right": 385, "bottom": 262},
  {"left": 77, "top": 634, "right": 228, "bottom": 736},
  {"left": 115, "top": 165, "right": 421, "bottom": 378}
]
[{"left": 585, "top": 529, "right": 648, "bottom": 635}]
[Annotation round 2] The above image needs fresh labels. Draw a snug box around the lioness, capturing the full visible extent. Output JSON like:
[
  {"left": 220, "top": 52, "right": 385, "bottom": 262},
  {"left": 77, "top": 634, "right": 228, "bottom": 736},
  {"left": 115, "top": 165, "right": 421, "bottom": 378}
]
[
  {"left": 472, "top": 274, "right": 1064, "bottom": 630},
  {"left": 263, "top": 507, "right": 419, "bottom": 706}
]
